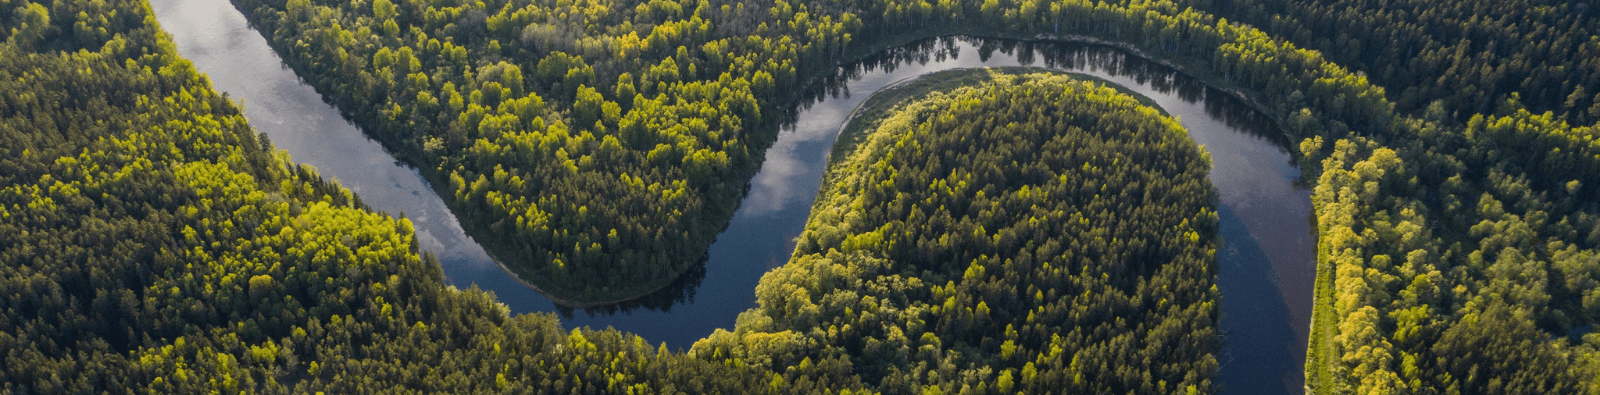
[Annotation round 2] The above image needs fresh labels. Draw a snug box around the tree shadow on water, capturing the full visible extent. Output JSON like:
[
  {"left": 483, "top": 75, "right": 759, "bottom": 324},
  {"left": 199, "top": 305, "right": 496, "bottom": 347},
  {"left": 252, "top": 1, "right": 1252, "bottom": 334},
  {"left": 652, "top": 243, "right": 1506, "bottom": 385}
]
[{"left": 555, "top": 261, "right": 708, "bottom": 318}]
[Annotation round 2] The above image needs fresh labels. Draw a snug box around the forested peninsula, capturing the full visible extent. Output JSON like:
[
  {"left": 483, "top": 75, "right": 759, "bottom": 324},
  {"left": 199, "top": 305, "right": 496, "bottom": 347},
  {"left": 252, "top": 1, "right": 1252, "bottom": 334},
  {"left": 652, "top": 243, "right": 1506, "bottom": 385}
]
[{"left": 695, "top": 71, "right": 1222, "bottom": 394}]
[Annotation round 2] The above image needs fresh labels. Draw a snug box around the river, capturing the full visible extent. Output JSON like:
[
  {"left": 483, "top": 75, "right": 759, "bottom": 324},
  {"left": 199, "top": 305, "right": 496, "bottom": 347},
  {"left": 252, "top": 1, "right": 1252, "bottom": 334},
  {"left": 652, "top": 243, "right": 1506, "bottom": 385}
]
[{"left": 151, "top": 3, "right": 1313, "bottom": 393}]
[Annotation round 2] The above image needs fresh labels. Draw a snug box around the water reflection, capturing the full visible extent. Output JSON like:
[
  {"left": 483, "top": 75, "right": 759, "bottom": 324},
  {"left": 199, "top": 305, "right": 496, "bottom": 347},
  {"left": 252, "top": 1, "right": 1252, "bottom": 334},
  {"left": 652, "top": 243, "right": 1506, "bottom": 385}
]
[
  {"left": 775, "top": 36, "right": 1315, "bottom": 394},
  {"left": 148, "top": 0, "right": 489, "bottom": 266},
  {"left": 152, "top": 6, "right": 1314, "bottom": 389},
  {"left": 554, "top": 263, "right": 707, "bottom": 317},
  {"left": 1216, "top": 205, "right": 1304, "bottom": 394}
]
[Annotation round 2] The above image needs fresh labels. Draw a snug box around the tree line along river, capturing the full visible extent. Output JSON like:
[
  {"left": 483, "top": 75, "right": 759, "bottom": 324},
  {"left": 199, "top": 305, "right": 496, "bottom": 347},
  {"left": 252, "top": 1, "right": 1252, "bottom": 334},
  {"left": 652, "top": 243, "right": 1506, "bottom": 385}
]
[{"left": 151, "top": 1, "right": 1313, "bottom": 393}]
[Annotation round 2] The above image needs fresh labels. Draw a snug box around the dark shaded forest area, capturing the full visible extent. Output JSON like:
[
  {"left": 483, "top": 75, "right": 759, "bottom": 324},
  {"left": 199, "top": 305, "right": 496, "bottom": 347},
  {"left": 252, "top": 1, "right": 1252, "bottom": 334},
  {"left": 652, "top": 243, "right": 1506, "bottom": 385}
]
[{"left": 1183, "top": 0, "right": 1600, "bottom": 124}]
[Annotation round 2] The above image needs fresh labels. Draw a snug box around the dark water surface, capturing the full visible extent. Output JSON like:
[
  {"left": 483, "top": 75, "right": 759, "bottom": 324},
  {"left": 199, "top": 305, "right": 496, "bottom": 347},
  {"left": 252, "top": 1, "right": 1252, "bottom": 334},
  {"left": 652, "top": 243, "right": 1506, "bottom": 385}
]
[{"left": 152, "top": 3, "right": 1312, "bottom": 392}]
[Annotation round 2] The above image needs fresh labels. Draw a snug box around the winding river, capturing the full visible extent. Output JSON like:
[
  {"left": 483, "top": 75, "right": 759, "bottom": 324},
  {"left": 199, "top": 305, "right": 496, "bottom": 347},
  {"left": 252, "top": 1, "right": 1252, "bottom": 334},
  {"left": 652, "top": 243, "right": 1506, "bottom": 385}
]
[{"left": 152, "top": 3, "right": 1313, "bottom": 393}]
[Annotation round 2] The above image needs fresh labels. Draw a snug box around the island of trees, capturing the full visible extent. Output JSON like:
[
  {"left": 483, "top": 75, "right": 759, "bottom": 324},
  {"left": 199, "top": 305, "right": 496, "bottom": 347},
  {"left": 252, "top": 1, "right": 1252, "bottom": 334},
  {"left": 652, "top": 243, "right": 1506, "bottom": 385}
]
[{"left": 4, "top": 0, "right": 1600, "bottom": 391}]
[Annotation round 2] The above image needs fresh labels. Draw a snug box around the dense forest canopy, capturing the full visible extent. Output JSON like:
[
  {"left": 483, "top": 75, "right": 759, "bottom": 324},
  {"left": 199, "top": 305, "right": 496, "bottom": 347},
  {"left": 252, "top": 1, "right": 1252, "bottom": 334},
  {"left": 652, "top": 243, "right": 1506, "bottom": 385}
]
[
  {"left": 1181, "top": 0, "right": 1600, "bottom": 124},
  {"left": 694, "top": 71, "right": 1222, "bottom": 394},
  {"left": 233, "top": 0, "right": 1600, "bottom": 390},
  {"left": 4, "top": 0, "right": 1600, "bottom": 390},
  {"left": 233, "top": 0, "right": 812, "bottom": 303},
  {"left": 0, "top": 1, "right": 784, "bottom": 392},
  {"left": 0, "top": 0, "right": 1225, "bottom": 390}
]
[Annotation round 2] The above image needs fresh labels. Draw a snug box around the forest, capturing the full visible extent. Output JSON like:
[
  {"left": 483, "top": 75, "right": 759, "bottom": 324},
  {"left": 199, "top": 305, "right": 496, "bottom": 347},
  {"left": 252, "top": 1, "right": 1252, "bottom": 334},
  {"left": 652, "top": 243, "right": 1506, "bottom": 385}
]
[
  {"left": 694, "top": 72, "right": 1222, "bottom": 394},
  {"left": 223, "top": 0, "right": 1600, "bottom": 389},
  {"left": 3, "top": 0, "right": 1600, "bottom": 391},
  {"left": 0, "top": 1, "right": 782, "bottom": 392},
  {"left": 0, "top": 0, "right": 1222, "bottom": 390},
  {"left": 1182, "top": 0, "right": 1600, "bottom": 125}
]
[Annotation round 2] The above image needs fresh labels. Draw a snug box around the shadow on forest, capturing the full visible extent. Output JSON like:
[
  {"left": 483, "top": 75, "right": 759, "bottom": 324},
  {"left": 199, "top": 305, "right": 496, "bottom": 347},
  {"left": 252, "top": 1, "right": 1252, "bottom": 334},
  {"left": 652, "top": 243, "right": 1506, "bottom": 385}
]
[{"left": 554, "top": 261, "right": 709, "bottom": 318}]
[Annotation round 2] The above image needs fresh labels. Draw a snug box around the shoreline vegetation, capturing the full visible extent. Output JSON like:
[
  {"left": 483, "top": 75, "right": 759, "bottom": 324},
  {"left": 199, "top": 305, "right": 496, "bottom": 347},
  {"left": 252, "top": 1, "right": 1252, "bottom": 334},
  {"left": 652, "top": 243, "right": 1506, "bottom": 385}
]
[
  {"left": 2, "top": 2, "right": 782, "bottom": 391},
  {"left": 4, "top": 0, "right": 1599, "bottom": 390},
  {"left": 223, "top": 0, "right": 1296, "bottom": 307},
  {"left": 696, "top": 72, "right": 1223, "bottom": 393},
  {"left": 227, "top": 0, "right": 1600, "bottom": 384},
  {"left": 829, "top": 66, "right": 1171, "bottom": 169},
  {"left": 483, "top": 247, "right": 703, "bottom": 311}
]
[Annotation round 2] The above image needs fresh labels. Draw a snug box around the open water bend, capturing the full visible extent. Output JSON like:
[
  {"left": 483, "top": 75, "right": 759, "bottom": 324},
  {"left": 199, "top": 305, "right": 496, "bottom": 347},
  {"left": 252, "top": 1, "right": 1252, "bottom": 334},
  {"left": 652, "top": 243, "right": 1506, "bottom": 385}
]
[{"left": 151, "top": 3, "right": 1312, "bottom": 392}]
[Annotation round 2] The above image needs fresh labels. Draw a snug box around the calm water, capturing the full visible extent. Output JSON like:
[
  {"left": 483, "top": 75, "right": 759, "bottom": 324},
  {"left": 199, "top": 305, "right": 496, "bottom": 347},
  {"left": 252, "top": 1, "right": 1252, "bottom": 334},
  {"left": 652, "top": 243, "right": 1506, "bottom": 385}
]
[{"left": 152, "top": 3, "right": 1312, "bottom": 392}]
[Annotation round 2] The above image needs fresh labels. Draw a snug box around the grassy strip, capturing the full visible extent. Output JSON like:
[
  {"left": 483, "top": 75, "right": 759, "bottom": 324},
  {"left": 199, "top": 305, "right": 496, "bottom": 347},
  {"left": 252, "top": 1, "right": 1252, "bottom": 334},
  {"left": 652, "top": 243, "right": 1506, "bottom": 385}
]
[{"left": 1306, "top": 220, "right": 1338, "bottom": 394}]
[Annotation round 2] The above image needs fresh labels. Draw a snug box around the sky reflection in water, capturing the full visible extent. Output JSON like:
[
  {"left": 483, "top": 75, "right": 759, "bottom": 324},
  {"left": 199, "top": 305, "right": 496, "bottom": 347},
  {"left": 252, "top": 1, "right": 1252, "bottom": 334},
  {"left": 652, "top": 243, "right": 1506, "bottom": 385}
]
[{"left": 150, "top": 5, "right": 1312, "bottom": 391}]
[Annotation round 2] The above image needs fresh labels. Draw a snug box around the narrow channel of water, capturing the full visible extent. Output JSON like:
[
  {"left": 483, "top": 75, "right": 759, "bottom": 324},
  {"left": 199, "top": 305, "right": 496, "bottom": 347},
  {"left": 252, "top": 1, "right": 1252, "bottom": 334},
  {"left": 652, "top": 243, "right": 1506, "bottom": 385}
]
[
  {"left": 152, "top": 3, "right": 1312, "bottom": 391},
  {"left": 149, "top": 0, "right": 573, "bottom": 325}
]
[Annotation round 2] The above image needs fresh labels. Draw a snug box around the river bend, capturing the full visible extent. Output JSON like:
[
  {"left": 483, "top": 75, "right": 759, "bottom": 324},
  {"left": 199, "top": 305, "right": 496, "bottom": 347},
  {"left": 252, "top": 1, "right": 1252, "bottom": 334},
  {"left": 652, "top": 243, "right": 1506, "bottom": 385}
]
[{"left": 151, "top": 4, "right": 1313, "bottom": 392}]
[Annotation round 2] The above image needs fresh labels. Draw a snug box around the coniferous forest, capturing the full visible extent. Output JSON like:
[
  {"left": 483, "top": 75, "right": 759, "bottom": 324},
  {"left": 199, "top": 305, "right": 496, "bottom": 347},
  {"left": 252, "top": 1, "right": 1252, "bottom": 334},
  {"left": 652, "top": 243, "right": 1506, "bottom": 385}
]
[
  {"left": 3, "top": 0, "right": 1600, "bottom": 391},
  {"left": 0, "top": 1, "right": 775, "bottom": 392},
  {"left": 696, "top": 72, "right": 1221, "bottom": 394}
]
